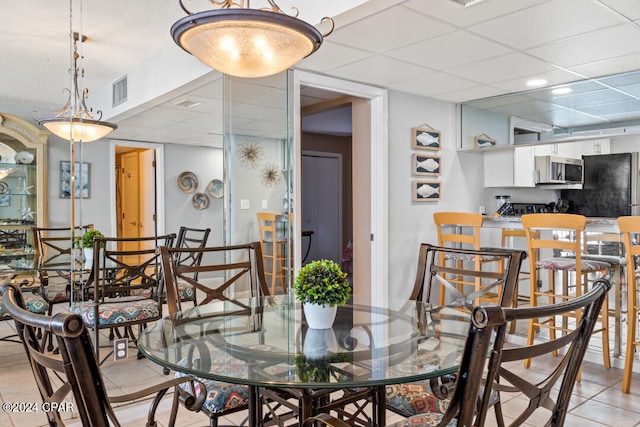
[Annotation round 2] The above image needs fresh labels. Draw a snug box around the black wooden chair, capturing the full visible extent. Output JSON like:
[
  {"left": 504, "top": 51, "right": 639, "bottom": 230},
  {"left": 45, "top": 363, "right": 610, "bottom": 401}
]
[
  {"left": 159, "top": 241, "right": 269, "bottom": 427},
  {"left": 304, "top": 277, "right": 612, "bottom": 427},
  {"left": 0, "top": 281, "right": 205, "bottom": 427},
  {"left": 71, "top": 233, "right": 175, "bottom": 364},
  {"left": 172, "top": 226, "right": 211, "bottom": 304},
  {"left": 386, "top": 244, "right": 525, "bottom": 418}
]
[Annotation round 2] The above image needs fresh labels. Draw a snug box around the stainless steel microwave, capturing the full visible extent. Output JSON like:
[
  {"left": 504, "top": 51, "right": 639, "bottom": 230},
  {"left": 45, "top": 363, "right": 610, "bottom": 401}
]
[{"left": 535, "top": 155, "right": 584, "bottom": 185}]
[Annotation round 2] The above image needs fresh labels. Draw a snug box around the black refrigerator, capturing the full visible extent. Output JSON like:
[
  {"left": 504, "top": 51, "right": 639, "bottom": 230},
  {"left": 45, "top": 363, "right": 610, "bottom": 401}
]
[{"left": 561, "top": 152, "right": 639, "bottom": 218}]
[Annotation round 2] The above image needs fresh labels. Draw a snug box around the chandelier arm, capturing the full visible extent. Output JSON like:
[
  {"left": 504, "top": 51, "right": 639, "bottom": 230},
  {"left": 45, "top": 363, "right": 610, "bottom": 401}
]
[
  {"left": 179, "top": 0, "right": 193, "bottom": 15},
  {"left": 320, "top": 17, "right": 335, "bottom": 38}
]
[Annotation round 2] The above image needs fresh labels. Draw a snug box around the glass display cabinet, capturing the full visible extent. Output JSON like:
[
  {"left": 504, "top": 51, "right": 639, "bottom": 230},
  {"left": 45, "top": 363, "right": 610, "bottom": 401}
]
[{"left": 0, "top": 113, "right": 48, "bottom": 265}]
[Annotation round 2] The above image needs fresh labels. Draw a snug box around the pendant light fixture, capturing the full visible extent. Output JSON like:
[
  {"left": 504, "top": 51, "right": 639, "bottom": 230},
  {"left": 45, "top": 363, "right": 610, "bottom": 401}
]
[
  {"left": 171, "top": 0, "right": 334, "bottom": 78},
  {"left": 39, "top": 5, "right": 117, "bottom": 142}
]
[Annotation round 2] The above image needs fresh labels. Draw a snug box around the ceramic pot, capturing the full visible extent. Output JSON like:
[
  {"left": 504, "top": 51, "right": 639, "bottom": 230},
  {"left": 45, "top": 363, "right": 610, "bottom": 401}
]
[
  {"left": 83, "top": 247, "right": 93, "bottom": 268},
  {"left": 303, "top": 327, "right": 337, "bottom": 359},
  {"left": 303, "top": 302, "right": 337, "bottom": 329}
]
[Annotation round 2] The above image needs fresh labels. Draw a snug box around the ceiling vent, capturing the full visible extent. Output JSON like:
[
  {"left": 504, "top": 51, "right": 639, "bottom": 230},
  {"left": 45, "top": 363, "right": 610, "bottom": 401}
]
[
  {"left": 172, "top": 99, "right": 202, "bottom": 109},
  {"left": 112, "top": 76, "right": 127, "bottom": 107},
  {"left": 449, "top": 0, "right": 486, "bottom": 6}
]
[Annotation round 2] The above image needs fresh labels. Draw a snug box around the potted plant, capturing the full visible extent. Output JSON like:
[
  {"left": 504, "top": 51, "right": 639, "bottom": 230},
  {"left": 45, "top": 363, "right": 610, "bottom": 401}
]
[
  {"left": 294, "top": 259, "right": 351, "bottom": 329},
  {"left": 80, "top": 229, "right": 104, "bottom": 267}
]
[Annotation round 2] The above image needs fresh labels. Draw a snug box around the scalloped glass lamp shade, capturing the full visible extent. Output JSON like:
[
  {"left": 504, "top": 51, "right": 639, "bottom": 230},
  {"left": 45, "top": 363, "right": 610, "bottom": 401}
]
[
  {"left": 39, "top": 117, "right": 117, "bottom": 142},
  {"left": 171, "top": 9, "right": 323, "bottom": 78}
]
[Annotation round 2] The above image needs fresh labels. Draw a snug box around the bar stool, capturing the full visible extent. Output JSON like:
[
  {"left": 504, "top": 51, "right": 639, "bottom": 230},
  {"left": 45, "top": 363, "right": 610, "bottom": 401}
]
[
  {"left": 433, "top": 212, "right": 503, "bottom": 306},
  {"left": 256, "top": 212, "right": 288, "bottom": 294},
  {"left": 617, "top": 216, "right": 640, "bottom": 393},
  {"left": 522, "top": 213, "right": 611, "bottom": 369},
  {"left": 582, "top": 231, "right": 626, "bottom": 356}
]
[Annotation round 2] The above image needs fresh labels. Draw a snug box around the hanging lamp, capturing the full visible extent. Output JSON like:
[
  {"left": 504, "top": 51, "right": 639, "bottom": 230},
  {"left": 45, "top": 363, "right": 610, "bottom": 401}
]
[
  {"left": 171, "top": 0, "right": 334, "bottom": 78},
  {"left": 39, "top": 33, "right": 117, "bottom": 142}
]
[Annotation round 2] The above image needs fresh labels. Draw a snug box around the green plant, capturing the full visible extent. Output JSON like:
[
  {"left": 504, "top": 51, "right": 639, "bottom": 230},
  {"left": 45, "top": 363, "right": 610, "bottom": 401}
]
[
  {"left": 81, "top": 229, "right": 104, "bottom": 249},
  {"left": 294, "top": 259, "right": 351, "bottom": 307}
]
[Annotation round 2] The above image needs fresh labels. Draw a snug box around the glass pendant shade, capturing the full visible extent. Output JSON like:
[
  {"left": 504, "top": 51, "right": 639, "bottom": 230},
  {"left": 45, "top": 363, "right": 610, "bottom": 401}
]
[
  {"left": 172, "top": 9, "right": 324, "bottom": 78},
  {"left": 40, "top": 117, "right": 117, "bottom": 142}
]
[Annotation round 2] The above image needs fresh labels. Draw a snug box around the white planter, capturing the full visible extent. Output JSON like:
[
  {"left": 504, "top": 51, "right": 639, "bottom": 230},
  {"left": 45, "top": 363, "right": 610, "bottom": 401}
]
[
  {"left": 303, "top": 303, "right": 337, "bottom": 329},
  {"left": 83, "top": 247, "right": 93, "bottom": 269},
  {"left": 303, "top": 327, "right": 337, "bottom": 359}
]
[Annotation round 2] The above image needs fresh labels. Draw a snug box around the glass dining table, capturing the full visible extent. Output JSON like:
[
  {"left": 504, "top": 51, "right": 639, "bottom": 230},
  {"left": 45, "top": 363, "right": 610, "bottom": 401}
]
[{"left": 138, "top": 295, "right": 471, "bottom": 427}]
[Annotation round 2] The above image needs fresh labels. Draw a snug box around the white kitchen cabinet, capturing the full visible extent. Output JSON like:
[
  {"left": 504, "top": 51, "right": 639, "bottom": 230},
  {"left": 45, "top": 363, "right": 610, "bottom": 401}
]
[{"left": 484, "top": 146, "right": 535, "bottom": 187}]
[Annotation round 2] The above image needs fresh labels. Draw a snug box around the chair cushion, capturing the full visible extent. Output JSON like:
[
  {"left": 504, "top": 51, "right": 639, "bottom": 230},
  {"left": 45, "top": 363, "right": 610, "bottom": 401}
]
[
  {"left": 71, "top": 296, "right": 160, "bottom": 327},
  {"left": 177, "top": 281, "right": 195, "bottom": 301},
  {"left": 444, "top": 253, "right": 501, "bottom": 262},
  {"left": 387, "top": 412, "right": 456, "bottom": 427},
  {"left": 176, "top": 372, "right": 249, "bottom": 415},
  {"left": 581, "top": 254, "right": 625, "bottom": 266},
  {"left": 536, "top": 257, "right": 610, "bottom": 272},
  {"left": 42, "top": 282, "right": 69, "bottom": 303},
  {"left": 0, "top": 290, "right": 49, "bottom": 319},
  {"left": 386, "top": 383, "right": 450, "bottom": 417}
]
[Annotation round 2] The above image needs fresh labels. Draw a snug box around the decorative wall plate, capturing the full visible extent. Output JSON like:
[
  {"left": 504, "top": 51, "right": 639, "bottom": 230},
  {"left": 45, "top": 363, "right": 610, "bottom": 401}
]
[
  {"left": 192, "top": 192, "right": 209, "bottom": 210},
  {"left": 0, "top": 182, "right": 8, "bottom": 194},
  {"left": 207, "top": 179, "right": 223, "bottom": 199},
  {"left": 177, "top": 171, "right": 198, "bottom": 193}
]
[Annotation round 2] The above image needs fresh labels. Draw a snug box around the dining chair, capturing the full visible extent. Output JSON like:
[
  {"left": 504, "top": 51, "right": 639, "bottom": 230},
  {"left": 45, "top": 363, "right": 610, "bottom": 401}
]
[
  {"left": 71, "top": 233, "right": 175, "bottom": 364},
  {"left": 256, "top": 212, "right": 289, "bottom": 294},
  {"left": 0, "top": 281, "right": 205, "bottom": 427},
  {"left": 617, "top": 216, "right": 640, "bottom": 393},
  {"left": 433, "top": 212, "right": 503, "bottom": 306},
  {"left": 0, "top": 283, "right": 48, "bottom": 344},
  {"left": 386, "top": 244, "right": 525, "bottom": 419},
  {"left": 521, "top": 213, "right": 611, "bottom": 370},
  {"left": 159, "top": 241, "right": 269, "bottom": 427},
  {"left": 173, "top": 226, "right": 211, "bottom": 304},
  {"left": 305, "top": 277, "right": 611, "bottom": 427}
]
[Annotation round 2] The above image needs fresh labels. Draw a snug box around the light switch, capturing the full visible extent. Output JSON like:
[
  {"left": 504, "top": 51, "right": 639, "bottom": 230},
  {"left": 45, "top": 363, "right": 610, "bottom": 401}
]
[
  {"left": 241, "top": 199, "right": 250, "bottom": 210},
  {"left": 262, "top": 200, "right": 268, "bottom": 209}
]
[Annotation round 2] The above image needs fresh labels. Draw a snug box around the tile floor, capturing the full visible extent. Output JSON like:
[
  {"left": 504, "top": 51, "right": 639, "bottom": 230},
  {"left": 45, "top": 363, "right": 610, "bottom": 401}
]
[{"left": 1, "top": 308, "right": 640, "bottom": 427}]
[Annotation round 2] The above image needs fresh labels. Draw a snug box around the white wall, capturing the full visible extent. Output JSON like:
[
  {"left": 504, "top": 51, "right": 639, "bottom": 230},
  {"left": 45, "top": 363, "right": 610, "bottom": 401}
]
[
  {"left": 387, "top": 90, "right": 483, "bottom": 300},
  {"left": 46, "top": 135, "right": 223, "bottom": 241}
]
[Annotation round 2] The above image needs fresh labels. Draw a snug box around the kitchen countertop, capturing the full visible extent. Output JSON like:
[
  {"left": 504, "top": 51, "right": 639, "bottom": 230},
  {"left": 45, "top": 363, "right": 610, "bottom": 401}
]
[{"left": 483, "top": 215, "right": 619, "bottom": 230}]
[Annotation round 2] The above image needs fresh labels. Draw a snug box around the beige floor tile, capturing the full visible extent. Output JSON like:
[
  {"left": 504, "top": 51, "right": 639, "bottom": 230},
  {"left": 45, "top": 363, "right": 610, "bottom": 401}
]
[{"left": 571, "top": 399, "right": 640, "bottom": 426}]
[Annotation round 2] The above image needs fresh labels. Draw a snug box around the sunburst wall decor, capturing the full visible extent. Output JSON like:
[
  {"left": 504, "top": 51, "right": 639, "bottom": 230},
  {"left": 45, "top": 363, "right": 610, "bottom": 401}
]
[
  {"left": 261, "top": 163, "right": 282, "bottom": 188},
  {"left": 237, "top": 141, "right": 264, "bottom": 168}
]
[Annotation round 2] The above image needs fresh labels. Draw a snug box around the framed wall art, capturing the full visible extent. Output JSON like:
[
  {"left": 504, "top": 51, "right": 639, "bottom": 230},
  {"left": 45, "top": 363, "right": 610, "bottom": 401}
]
[
  {"left": 412, "top": 127, "right": 441, "bottom": 150},
  {"left": 0, "top": 195, "right": 10, "bottom": 207},
  {"left": 413, "top": 181, "right": 441, "bottom": 202},
  {"left": 474, "top": 134, "right": 496, "bottom": 149},
  {"left": 413, "top": 154, "right": 441, "bottom": 176},
  {"left": 60, "top": 161, "right": 90, "bottom": 199}
]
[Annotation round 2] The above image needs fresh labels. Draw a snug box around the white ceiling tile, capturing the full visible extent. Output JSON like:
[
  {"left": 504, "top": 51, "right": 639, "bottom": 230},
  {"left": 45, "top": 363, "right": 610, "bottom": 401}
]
[
  {"left": 388, "top": 72, "right": 479, "bottom": 97},
  {"left": 490, "top": 100, "right": 568, "bottom": 117},
  {"left": 330, "top": 56, "right": 431, "bottom": 86},
  {"left": 329, "top": 5, "right": 455, "bottom": 53},
  {"left": 491, "top": 69, "right": 585, "bottom": 93},
  {"left": 447, "top": 53, "right": 557, "bottom": 84},
  {"left": 598, "top": 0, "right": 640, "bottom": 20},
  {"left": 297, "top": 42, "right": 374, "bottom": 72},
  {"left": 404, "top": 0, "right": 542, "bottom": 28},
  {"left": 527, "top": 23, "right": 640, "bottom": 67},
  {"left": 434, "top": 86, "right": 508, "bottom": 103},
  {"left": 526, "top": 109, "right": 608, "bottom": 128},
  {"left": 570, "top": 52, "right": 640, "bottom": 78},
  {"left": 386, "top": 31, "right": 513, "bottom": 70},
  {"left": 469, "top": 0, "right": 624, "bottom": 49}
]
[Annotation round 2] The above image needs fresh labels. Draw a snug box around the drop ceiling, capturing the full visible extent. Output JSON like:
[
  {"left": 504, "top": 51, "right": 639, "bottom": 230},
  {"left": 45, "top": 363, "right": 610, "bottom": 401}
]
[{"left": 4, "top": 0, "right": 640, "bottom": 144}]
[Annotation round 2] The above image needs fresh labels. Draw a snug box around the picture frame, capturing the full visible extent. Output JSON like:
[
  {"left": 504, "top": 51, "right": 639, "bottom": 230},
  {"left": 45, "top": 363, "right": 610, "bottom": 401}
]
[
  {"left": 413, "top": 154, "right": 441, "bottom": 176},
  {"left": 60, "top": 161, "right": 90, "bottom": 199},
  {"left": 413, "top": 181, "right": 441, "bottom": 202},
  {"left": 474, "top": 134, "right": 496, "bottom": 148},
  {"left": 412, "top": 127, "right": 441, "bottom": 150},
  {"left": 0, "top": 195, "right": 10, "bottom": 207}
]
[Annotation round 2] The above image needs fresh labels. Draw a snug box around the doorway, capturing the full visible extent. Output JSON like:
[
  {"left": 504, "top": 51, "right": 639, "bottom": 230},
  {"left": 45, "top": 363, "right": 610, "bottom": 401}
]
[{"left": 109, "top": 140, "right": 165, "bottom": 249}]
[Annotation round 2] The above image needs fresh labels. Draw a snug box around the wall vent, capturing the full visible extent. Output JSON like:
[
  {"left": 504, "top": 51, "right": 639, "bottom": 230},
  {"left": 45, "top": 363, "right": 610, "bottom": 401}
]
[
  {"left": 112, "top": 75, "right": 128, "bottom": 107},
  {"left": 449, "top": 0, "right": 485, "bottom": 6}
]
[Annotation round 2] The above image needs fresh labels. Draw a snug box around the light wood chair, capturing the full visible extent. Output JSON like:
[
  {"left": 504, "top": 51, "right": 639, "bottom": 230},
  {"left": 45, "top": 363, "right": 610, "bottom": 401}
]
[
  {"left": 433, "top": 212, "right": 502, "bottom": 307},
  {"left": 256, "top": 212, "right": 288, "bottom": 294},
  {"left": 617, "top": 216, "right": 640, "bottom": 393},
  {"left": 522, "top": 213, "right": 611, "bottom": 370}
]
